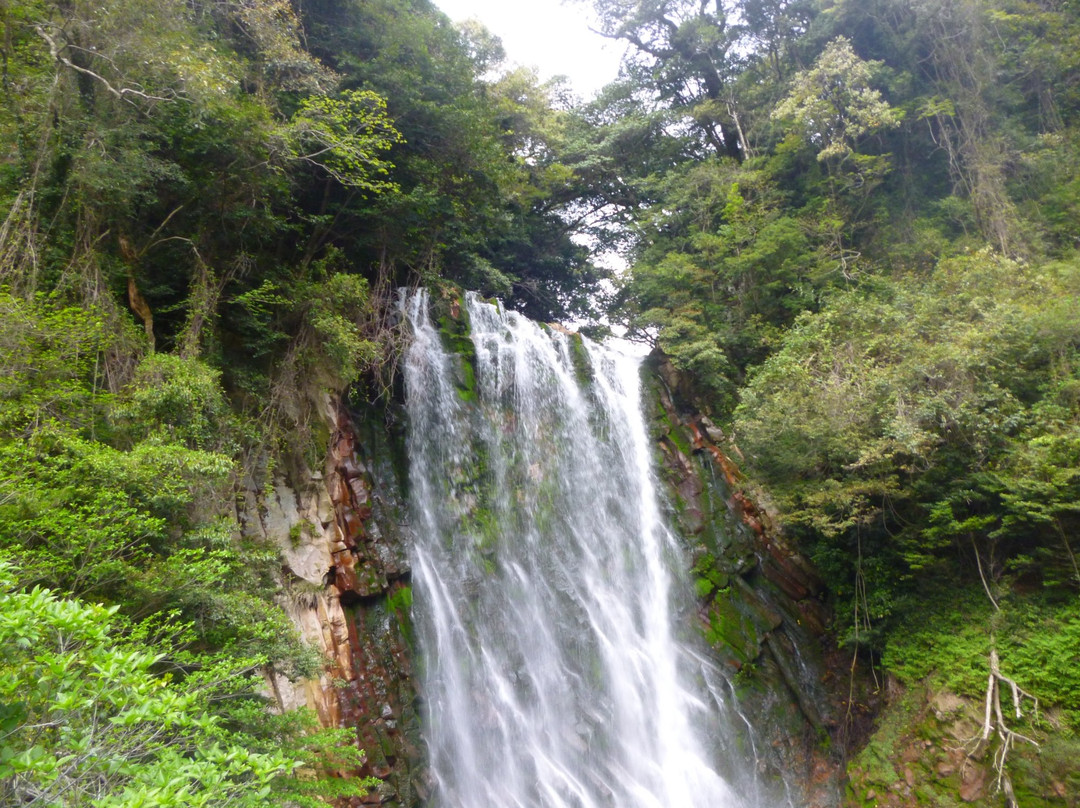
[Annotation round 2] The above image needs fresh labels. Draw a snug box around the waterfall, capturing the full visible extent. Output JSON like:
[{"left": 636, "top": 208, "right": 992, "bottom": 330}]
[{"left": 402, "top": 290, "right": 752, "bottom": 808}]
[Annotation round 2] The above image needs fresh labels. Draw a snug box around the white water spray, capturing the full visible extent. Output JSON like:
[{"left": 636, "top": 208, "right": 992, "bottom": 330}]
[{"left": 402, "top": 291, "right": 752, "bottom": 808}]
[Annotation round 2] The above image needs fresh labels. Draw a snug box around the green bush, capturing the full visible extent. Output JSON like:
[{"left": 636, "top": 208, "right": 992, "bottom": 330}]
[
  {"left": 118, "top": 353, "right": 235, "bottom": 452},
  {"left": 0, "top": 563, "right": 297, "bottom": 807}
]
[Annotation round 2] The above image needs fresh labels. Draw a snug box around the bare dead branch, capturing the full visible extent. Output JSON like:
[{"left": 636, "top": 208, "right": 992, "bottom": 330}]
[
  {"left": 972, "top": 537, "right": 999, "bottom": 612},
  {"left": 34, "top": 25, "right": 178, "bottom": 107},
  {"left": 966, "top": 646, "right": 1040, "bottom": 807}
]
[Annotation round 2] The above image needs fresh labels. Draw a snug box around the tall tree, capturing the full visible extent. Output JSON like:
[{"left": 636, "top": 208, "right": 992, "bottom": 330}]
[{"left": 582, "top": 0, "right": 746, "bottom": 159}]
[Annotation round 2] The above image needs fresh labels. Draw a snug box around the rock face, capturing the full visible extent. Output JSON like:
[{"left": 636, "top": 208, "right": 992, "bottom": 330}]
[
  {"left": 241, "top": 390, "right": 423, "bottom": 807},
  {"left": 248, "top": 322, "right": 864, "bottom": 807},
  {"left": 845, "top": 677, "right": 1079, "bottom": 808},
  {"left": 643, "top": 352, "right": 863, "bottom": 807}
]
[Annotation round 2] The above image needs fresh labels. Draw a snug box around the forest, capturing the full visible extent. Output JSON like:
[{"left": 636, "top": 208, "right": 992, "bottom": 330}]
[{"left": 0, "top": 0, "right": 1078, "bottom": 804}]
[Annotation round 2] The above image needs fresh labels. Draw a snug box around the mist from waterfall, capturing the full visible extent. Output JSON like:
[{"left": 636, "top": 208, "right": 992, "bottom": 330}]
[{"left": 402, "top": 290, "right": 759, "bottom": 808}]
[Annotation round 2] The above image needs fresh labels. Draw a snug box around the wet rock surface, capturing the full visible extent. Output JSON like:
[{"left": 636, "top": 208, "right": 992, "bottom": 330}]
[
  {"left": 644, "top": 352, "right": 871, "bottom": 808},
  {"left": 243, "top": 391, "right": 423, "bottom": 807}
]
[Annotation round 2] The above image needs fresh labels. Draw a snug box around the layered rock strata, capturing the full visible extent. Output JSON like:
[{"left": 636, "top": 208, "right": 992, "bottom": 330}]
[
  {"left": 645, "top": 352, "right": 870, "bottom": 808},
  {"left": 242, "top": 393, "right": 422, "bottom": 807}
]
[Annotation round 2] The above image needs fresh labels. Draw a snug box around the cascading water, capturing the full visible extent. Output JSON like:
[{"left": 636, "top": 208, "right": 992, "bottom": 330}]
[{"left": 402, "top": 290, "right": 757, "bottom": 808}]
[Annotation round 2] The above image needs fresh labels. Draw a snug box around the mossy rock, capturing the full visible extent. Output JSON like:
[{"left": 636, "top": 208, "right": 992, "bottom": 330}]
[
  {"left": 702, "top": 575, "right": 783, "bottom": 665},
  {"left": 566, "top": 331, "right": 594, "bottom": 388},
  {"left": 846, "top": 680, "right": 1080, "bottom": 808}
]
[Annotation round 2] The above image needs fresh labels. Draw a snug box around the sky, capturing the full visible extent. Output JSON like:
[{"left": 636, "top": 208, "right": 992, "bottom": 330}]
[{"left": 434, "top": 0, "right": 625, "bottom": 97}]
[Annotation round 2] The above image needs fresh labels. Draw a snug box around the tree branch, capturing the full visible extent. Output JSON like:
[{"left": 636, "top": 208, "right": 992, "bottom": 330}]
[
  {"left": 34, "top": 25, "right": 176, "bottom": 106},
  {"left": 967, "top": 646, "right": 1039, "bottom": 808},
  {"left": 971, "top": 536, "right": 999, "bottom": 612}
]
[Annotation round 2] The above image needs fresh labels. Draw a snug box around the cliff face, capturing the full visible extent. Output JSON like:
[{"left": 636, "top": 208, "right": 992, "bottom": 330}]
[
  {"left": 248, "top": 329, "right": 865, "bottom": 806},
  {"left": 643, "top": 352, "right": 868, "bottom": 808},
  {"left": 241, "top": 391, "right": 424, "bottom": 807}
]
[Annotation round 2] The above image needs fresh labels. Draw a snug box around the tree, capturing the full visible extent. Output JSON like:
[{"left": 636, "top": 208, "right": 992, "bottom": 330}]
[
  {"left": 615, "top": 160, "right": 811, "bottom": 409},
  {"left": 734, "top": 252, "right": 1080, "bottom": 646},
  {"left": 279, "top": 90, "right": 403, "bottom": 193},
  {"left": 581, "top": 0, "right": 746, "bottom": 158},
  {"left": 772, "top": 37, "right": 901, "bottom": 162},
  {"left": 740, "top": 0, "right": 814, "bottom": 83},
  {"left": 769, "top": 37, "right": 901, "bottom": 274}
]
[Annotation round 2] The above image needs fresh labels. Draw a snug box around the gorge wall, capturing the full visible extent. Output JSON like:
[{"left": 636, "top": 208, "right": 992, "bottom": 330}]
[
  {"left": 241, "top": 389, "right": 425, "bottom": 806},
  {"left": 243, "top": 294, "right": 865, "bottom": 807},
  {"left": 643, "top": 353, "right": 872, "bottom": 806}
]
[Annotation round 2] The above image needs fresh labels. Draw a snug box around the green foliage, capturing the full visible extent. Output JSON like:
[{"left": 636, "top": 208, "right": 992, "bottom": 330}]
[
  {"left": 735, "top": 251, "right": 1080, "bottom": 662},
  {"left": 885, "top": 589, "right": 1080, "bottom": 733},
  {"left": 772, "top": 36, "right": 902, "bottom": 161},
  {"left": 298, "top": 271, "right": 380, "bottom": 387},
  {"left": 203, "top": 692, "right": 378, "bottom": 807},
  {"left": 117, "top": 353, "right": 236, "bottom": 451},
  {"left": 882, "top": 589, "right": 996, "bottom": 696},
  {"left": 282, "top": 90, "right": 403, "bottom": 192},
  {"left": 0, "top": 563, "right": 298, "bottom": 807},
  {"left": 1003, "top": 604, "right": 1080, "bottom": 732},
  {"left": 0, "top": 292, "right": 115, "bottom": 435},
  {"left": 294, "top": 0, "right": 605, "bottom": 320},
  {"left": 0, "top": 277, "right": 368, "bottom": 806},
  {"left": 0, "top": 411, "right": 304, "bottom": 676},
  {"left": 585, "top": 0, "right": 744, "bottom": 158},
  {"left": 0, "top": 562, "right": 376, "bottom": 806},
  {"left": 5, "top": 0, "right": 1080, "bottom": 795},
  {"left": 0, "top": 299, "right": 238, "bottom": 604},
  {"left": 617, "top": 161, "right": 813, "bottom": 407}
]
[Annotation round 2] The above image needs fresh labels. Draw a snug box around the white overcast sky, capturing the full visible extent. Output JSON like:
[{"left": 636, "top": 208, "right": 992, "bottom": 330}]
[{"left": 434, "top": 0, "right": 625, "bottom": 97}]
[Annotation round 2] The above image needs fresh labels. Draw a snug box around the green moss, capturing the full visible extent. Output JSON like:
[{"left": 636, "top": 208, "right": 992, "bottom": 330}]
[
  {"left": 732, "top": 661, "right": 757, "bottom": 686},
  {"left": 852, "top": 688, "right": 920, "bottom": 780},
  {"left": 854, "top": 741, "right": 901, "bottom": 791},
  {"left": 912, "top": 783, "right": 954, "bottom": 806},
  {"left": 385, "top": 583, "right": 415, "bottom": 648},
  {"left": 427, "top": 288, "right": 482, "bottom": 405},
  {"left": 386, "top": 584, "right": 413, "bottom": 614},
  {"left": 467, "top": 507, "right": 499, "bottom": 559},
  {"left": 703, "top": 595, "right": 759, "bottom": 663},
  {"left": 457, "top": 357, "right": 477, "bottom": 402},
  {"left": 437, "top": 311, "right": 478, "bottom": 403},
  {"left": 567, "top": 333, "right": 594, "bottom": 388},
  {"left": 693, "top": 553, "right": 729, "bottom": 590},
  {"left": 666, "top": 422, "right": 693, "bottom": 457},
  {"left": 691, "top": 552, "right": 730, "bottom": 600},
  {"left": 846, "top": 666, "right": 1080, "bottom": 808}
]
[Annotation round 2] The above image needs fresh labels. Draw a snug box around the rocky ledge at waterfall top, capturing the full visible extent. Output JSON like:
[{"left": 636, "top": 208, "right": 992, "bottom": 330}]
[{"left": 243, "top": 293, "right": 873, "bottom": 807}]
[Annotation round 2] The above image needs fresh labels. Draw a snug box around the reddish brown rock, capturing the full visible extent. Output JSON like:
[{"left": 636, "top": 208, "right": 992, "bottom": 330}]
[
  {"left": 959, "top": 763, "right": 989, "bottom": 802},
  {"left": 251, "top": 394, "right": 420, "bottom": 806}
]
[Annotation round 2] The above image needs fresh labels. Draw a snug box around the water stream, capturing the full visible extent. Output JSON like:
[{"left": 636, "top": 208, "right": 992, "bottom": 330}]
[{"left": 402, "top": 290, "right": 756, "bottom": 808}]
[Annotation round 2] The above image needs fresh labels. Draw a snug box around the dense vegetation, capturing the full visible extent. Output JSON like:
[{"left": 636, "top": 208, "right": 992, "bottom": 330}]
[
  {"left": 1, "top": 0, "right": 1078, "bottom": 804},
  {"left": 0, "top": 0, "right": 591, "bottom": 802},
  {"left": 576, "top": 0, "right": 1080, "bottom": 802}
]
